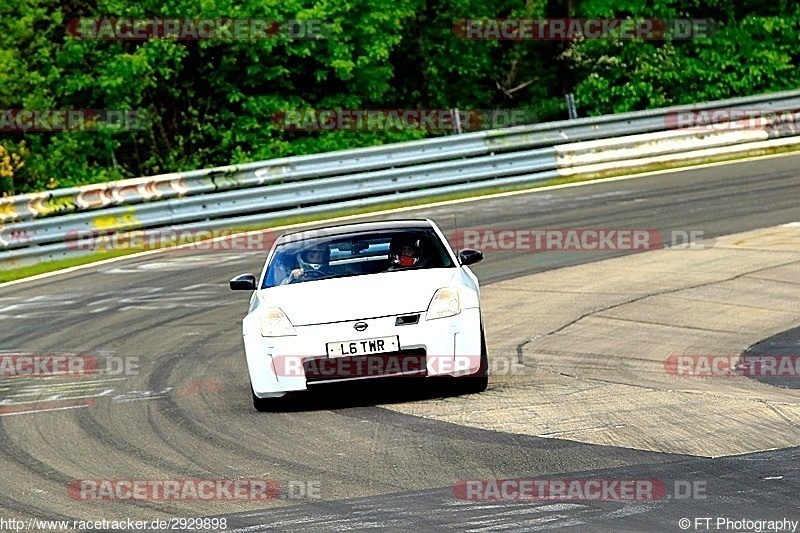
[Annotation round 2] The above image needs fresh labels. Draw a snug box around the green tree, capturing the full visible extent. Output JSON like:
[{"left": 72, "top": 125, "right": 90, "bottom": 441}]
[{"left": 1, "top": 0, "right": 798, "bottom": 196}]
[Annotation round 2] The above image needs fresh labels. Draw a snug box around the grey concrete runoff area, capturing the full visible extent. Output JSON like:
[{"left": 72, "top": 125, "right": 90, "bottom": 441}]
[{"left": 388, "top": 224, "right": 800, "bottom": 458}]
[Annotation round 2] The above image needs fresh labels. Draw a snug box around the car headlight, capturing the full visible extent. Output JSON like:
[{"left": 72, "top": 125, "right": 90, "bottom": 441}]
[
  {"left": 425, "top": 287, "right": 461, "bottom": 320},
  {"left": 260, "top": 307, "right": 297, "bottom": 337}
]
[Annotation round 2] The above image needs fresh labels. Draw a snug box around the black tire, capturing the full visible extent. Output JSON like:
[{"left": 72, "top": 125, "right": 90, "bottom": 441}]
[
  {"left": 460, "top": 326, "right": 489, "bottom": 394},
  {"left": 251, "top": 387, "right": 272, "bottom": 412}
]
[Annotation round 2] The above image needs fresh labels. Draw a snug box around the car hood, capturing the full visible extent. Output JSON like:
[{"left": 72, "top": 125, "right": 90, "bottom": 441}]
[{"left": 257, "top": 268, "right": 461, "bottom": 325}]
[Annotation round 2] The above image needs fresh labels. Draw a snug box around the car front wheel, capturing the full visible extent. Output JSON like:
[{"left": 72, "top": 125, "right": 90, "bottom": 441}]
[
  {"left": 460, "top": 326, "right": 488, "bottom": 394},
  {"left": 251, "top": 387, "right": 271, "bottom": 412}
]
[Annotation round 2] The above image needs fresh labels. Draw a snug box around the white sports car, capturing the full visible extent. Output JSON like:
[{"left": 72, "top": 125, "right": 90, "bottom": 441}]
[{"left": 229, "top": 219, "right": 487, "bottom": 410}]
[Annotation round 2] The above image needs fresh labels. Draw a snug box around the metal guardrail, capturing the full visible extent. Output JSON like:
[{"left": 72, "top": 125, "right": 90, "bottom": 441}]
[
  {"left": 4, "top": 89, "right": 800, "bottom": 226},
  {"left": 0, "top": 134, "right": 494, "bottom": 223},
  {"left": 2, "top": 89, "right": 800, "bottom": 267}
]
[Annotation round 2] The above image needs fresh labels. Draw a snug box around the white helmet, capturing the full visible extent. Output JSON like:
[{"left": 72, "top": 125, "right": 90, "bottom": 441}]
[{"left": 297, "top": 246, "right": 329, "bottom": 271}]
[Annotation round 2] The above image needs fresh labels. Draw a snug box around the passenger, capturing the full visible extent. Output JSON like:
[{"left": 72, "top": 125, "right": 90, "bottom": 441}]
[{"left": 389, "top": 235, "right": 428, "bottom": 269}]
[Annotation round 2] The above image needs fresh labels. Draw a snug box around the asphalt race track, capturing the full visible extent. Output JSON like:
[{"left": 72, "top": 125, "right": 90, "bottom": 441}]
[{"left": 2, "top": 154, "right": 800, "bottom": 532}]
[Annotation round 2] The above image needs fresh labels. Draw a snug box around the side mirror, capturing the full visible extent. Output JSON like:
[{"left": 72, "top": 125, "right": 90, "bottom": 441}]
[
  {"left": 458, "top": 249, "right": 483, "bottom": 266},
  {"left": 229, "top": 273, "right": 257, "bottom": 291}
]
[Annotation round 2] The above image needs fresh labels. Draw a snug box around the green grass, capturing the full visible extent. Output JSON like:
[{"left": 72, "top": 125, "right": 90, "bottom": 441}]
[
  {"left": 3, "top": 142, "right": 800, "bottom": 284},
  {"left": 0, "top": 249, "right": 142, "bottom": 283}
]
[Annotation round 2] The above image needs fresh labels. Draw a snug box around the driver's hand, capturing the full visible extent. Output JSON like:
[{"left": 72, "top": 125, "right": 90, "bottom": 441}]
[{"left": 290, "top": 268, "right": 304, "bottom": 279}]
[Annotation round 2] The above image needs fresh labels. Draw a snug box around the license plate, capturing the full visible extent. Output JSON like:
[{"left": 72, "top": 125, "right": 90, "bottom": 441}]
[{"left": 326, "top": 336, "right": 399, "bottom": 357}]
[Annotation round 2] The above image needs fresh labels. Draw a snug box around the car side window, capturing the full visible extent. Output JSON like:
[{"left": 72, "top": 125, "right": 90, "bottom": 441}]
[{"left": 263, "top": 251, "right": 296, "bottom": 287}]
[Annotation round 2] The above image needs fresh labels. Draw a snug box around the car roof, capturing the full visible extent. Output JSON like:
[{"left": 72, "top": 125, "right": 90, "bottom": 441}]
[{"left": 275, "top": 219, "right": 436, "bottom": 244}]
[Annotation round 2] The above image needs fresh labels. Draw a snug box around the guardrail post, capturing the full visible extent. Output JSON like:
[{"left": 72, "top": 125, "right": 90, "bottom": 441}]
[
  {"left": 566, "top": 93, "right": 578, "bottom": 119},
  {"left": 453, "top": 108, "right": 463, "bottom": 134}
]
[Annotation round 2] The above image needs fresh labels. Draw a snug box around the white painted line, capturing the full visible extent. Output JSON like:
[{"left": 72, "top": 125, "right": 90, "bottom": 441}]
[{"left": 0, "top": 403, "right": 90, "bottom": 416}]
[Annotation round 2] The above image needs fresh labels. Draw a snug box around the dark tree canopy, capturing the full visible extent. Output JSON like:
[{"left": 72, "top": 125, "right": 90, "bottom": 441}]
[{"left": 1, "top": 0, "right": 798, "bottom": 194}]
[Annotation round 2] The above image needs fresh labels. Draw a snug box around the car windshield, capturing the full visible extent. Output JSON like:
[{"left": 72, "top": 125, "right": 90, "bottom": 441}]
[{"left": 262, "top": 228, "right": 454, "bottom": 288}]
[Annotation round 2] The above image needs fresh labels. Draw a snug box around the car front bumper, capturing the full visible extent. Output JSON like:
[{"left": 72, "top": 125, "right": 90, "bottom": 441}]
[{"left": 244, "top": 307, "right": 482, "bottom": 397}]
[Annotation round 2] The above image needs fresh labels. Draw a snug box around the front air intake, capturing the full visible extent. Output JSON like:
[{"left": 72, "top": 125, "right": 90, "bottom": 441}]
[{"left": 395, "top": 314, "right": 420, "bottom": 325}]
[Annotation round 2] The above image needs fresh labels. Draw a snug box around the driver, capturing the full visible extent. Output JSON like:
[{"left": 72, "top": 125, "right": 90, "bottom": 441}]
[{"left": 281, "top": 245, "right": 332, "bottom": 284}]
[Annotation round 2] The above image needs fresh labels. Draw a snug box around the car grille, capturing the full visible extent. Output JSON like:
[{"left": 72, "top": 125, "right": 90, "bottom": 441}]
[{"left": 304, "top": 349, "right": 427, "bottom": 383}]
